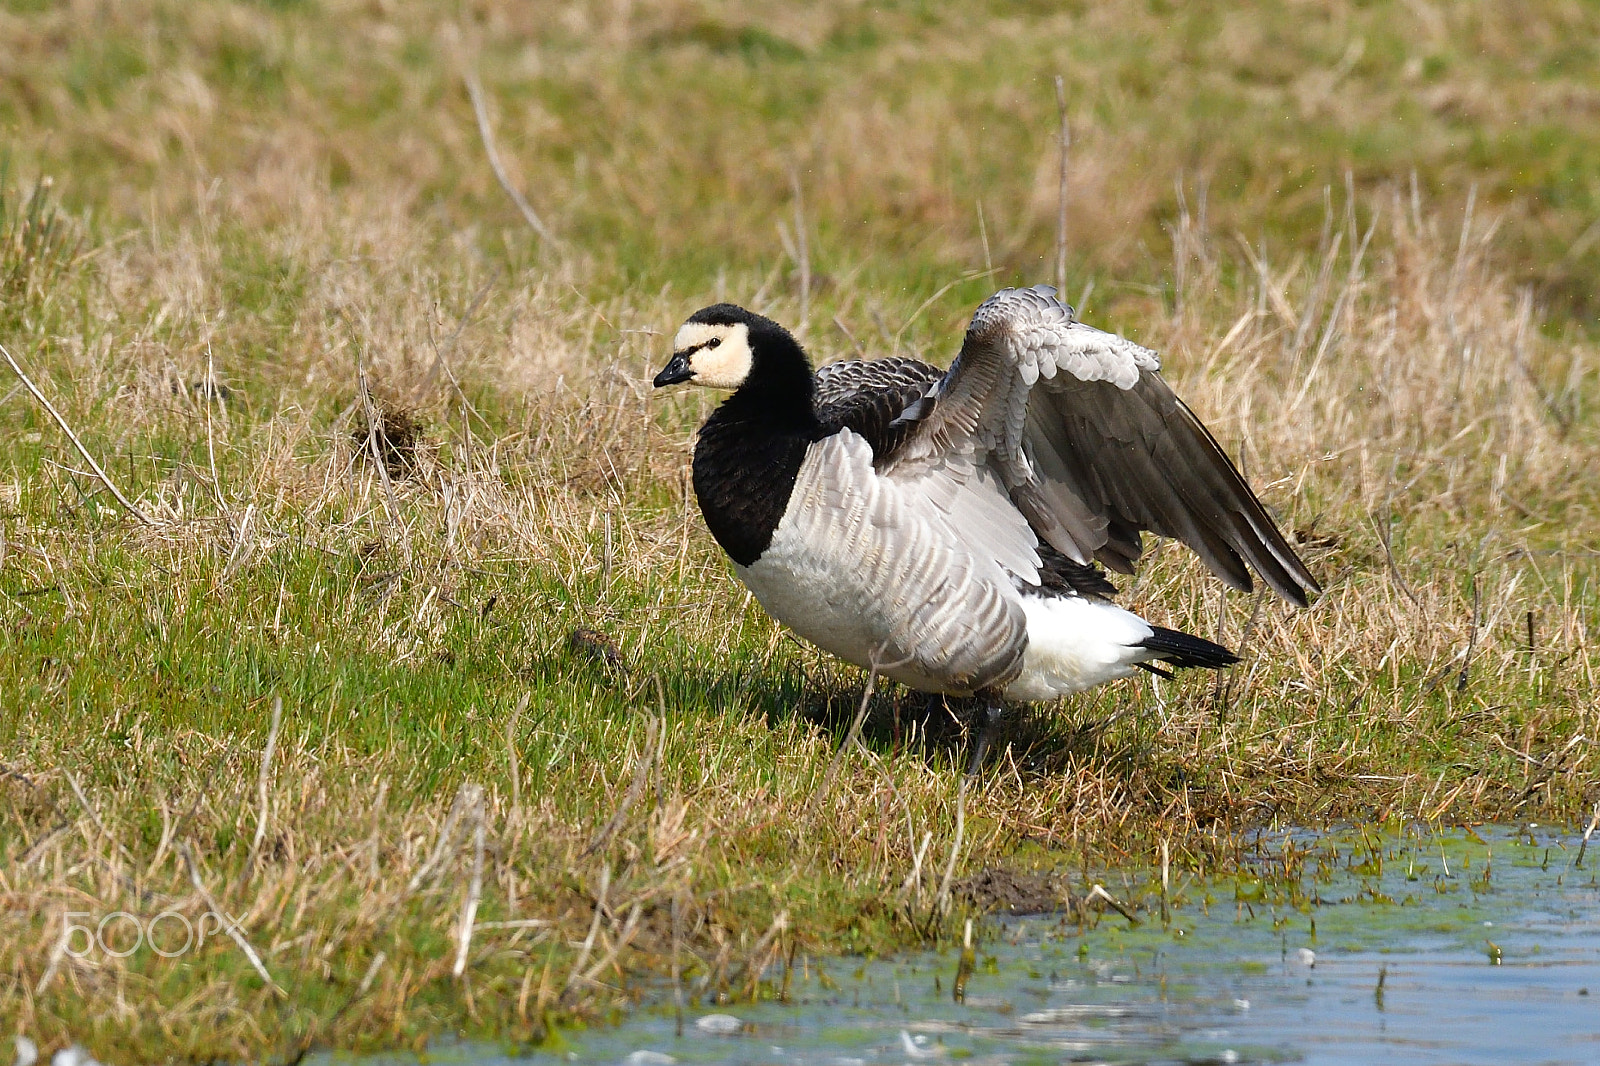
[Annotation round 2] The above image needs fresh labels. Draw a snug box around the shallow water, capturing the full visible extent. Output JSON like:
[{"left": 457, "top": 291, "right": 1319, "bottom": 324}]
[{"left": 374, "top": 825, "right": 1600, "bottom": 1066}]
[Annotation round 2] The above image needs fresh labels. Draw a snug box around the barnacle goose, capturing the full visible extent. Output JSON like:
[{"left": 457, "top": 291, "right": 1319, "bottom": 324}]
[{"left": 653, "top": 285, "right": 1319, "bottom": 712}]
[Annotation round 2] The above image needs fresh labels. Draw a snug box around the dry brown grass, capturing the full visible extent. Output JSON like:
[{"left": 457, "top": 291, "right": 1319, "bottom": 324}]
[{"left": 1, "top": 167, "right": 1594, "bottom": 1056}]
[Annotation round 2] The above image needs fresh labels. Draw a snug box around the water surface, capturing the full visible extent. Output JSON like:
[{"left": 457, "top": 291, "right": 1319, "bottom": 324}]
[{"left": 371, "top": 825, "right": 1600, "bottom": 1066}]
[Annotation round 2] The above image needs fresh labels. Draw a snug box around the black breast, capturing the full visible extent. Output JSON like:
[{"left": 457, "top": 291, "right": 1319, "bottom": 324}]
[
  {"left": 689, "top": 358, "right": 943, "bottom": 566},
  {"left": 692, "top": 411, "right": 813, "bottom": 566}
]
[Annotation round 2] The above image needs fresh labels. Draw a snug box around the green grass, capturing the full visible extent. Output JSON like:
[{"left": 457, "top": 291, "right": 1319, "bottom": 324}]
[{"left": 1, "top": 0, "right": 1599, "bottom": 1059}]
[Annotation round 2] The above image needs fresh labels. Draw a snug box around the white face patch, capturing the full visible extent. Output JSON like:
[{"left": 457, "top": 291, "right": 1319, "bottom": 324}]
[{"left": 671, "top": 321, "right": 753, "bottom": 389}]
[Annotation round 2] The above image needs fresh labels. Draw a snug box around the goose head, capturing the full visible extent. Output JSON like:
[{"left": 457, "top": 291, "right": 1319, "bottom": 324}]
[{"left": 653, "top": 304, "right": 808, "bottom": 392}]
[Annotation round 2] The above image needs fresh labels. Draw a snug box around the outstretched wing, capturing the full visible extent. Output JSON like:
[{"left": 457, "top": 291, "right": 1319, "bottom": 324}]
[{"left": 884, "top": 285, "right": 1320, "bottom": 607}]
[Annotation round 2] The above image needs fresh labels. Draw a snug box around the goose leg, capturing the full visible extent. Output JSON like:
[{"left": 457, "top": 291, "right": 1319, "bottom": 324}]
[{"left": 966, "top": 693, "right": 1003, "bottom": 779}]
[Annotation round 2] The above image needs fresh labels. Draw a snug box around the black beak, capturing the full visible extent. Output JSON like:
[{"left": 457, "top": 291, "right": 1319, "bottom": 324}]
[{"left": 653, "top": 351, "right": 693, "bottom": 387}]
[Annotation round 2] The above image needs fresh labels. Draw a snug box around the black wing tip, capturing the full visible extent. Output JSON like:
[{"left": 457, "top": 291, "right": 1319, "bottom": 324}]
[
  {"left": 1263, "top": 564, "right": 1322, "bottom": 609},
  {"left": 1138, "top": 627, "right": 1241, "bottom": 670},
  {"left": 1282, "top": 582, "right": 1315, "bottom": 609},
  {"left": 1232, "top": 527, "right": 1322, "bottom": 609},
  {"left": 1250, "top": 519, "right": 1324, "bottom": 608}
]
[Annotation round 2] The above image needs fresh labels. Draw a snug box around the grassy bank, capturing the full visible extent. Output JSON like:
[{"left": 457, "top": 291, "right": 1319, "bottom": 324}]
[{"left": 2, "top": 0, "right": 1598, "bottom": 1059}]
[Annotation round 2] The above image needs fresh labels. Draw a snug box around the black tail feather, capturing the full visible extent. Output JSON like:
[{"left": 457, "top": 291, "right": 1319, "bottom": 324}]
[{"left": 1138, "top": 626, "right": 1240, "bottom": 670}]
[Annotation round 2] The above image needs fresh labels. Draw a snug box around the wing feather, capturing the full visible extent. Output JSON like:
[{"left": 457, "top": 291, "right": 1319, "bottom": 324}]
[
  {"left": 884, "top": 285, "right": 1320, "bottom": 606},
  {"left": 812, "top": 357, "right": 944, "bottom": 462},
  {"left": 813, "top": 357, "right": 944, "bottom": 407},
  {"left": 813, "top": 357, "right": 1042, "bottom": 584},
  {"left": 770, "top": 431, "right": 1027, "bottom": 693}
]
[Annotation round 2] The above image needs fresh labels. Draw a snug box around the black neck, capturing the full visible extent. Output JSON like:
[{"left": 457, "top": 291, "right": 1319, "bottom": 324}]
[
  {"left": 723, "top": 334, "right": 818, "bottom": 428},
  {"left": 691, "top": 334, "right": 819, "bottom": 566}
]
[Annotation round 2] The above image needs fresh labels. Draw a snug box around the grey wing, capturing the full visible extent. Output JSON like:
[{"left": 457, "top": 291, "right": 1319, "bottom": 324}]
[
  {"left": 886, "top": 285, "right": 1321, "bottom": 607},
  {"left": 816, "top": 356, "right": 1043, "bottom": 583},
  {"left": 812, "top": 357, "right": 947, "bottom": 462},
  {"left": 769, "top": 430, "right": 1027, "bottom": 693},
  {"left": 813, "top": 357, "right": 944, "bottom": 407}
]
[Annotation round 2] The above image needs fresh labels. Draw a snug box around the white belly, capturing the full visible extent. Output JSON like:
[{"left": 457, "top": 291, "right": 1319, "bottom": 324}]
[{"left": 1002, "top": 595, "right": 1157, "bottom": 701}]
